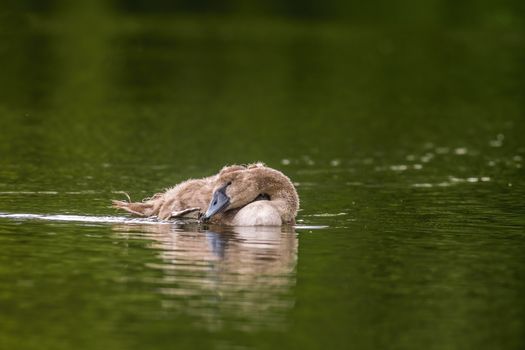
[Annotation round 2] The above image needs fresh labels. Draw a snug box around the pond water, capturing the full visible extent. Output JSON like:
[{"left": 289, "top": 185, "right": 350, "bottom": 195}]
[{"left": 1, "top": 4, "right": 525, "bottom": 350}]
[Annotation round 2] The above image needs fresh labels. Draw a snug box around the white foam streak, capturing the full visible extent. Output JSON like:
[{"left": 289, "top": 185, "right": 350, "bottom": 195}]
[
  {"left": 0, "top": 213, "right": 165, "bottom": 225},
  {"left": 0, "top": 213, "right": 328, "bottom": 229}
]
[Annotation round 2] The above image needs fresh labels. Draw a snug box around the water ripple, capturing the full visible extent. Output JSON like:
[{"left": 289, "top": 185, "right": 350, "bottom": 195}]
[{"left": 112, "top": 224, "right": 299, "bottom": 331}]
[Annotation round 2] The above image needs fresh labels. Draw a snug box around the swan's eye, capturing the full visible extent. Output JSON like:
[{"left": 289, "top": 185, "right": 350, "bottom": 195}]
[{"left": 227, "top": 181, "right": 232, "bottom": 186}]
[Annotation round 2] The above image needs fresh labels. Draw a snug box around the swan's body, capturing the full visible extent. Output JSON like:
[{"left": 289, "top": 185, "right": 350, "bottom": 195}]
[
  {"left": 112, "top": 163, "right": 299, "bottom": 226},
  {"left": 232, "top": 201, "right": 282, "bottom": 226}
]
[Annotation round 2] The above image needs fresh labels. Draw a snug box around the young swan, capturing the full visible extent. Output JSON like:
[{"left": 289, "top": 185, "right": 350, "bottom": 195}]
[
  {"left": 202, "top": 164, "right": 299, "bottom": 226},
  {"left": 112, "top": 163, "right": 299, "bottom": 226},
  {"left": 112, "top": 165, "right": 245, "bottom": 220}
]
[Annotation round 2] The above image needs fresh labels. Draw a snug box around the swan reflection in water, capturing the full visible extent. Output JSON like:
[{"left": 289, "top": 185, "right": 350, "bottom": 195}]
[{"left": 112, "top": 223, "right": 298, "bottom": 331}]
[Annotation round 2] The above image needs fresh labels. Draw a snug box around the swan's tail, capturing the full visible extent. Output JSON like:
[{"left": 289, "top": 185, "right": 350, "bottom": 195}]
[{"left": 111, "top": 192, "right": 164, "bottom": 217}]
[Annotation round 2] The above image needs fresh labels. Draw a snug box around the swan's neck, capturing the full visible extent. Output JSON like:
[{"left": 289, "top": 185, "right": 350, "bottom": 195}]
[{"left": 255, "top": 172, "right": 298, "bottom": 224}]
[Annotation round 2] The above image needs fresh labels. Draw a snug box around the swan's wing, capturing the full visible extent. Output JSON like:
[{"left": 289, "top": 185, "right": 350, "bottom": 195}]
[{"left": 169, "top": 207, "right": 201, "bottom": 219}]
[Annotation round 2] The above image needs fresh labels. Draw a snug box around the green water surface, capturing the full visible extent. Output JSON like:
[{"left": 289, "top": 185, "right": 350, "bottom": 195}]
[{"left": 0, "top": 2, "right": 524, "bottom": 350}]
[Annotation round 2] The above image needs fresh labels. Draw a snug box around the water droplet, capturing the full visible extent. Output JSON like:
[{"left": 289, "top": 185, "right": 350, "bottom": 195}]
[
  {"left": 413, "top": 164, "right": 423, "bottom": 170},
  {"left": 413, "top": 183, "right": 433, "bottom": 188},
  {"left": 301, "top": 156, "right": 315, "bottom": 166},
  {"left": 489, "top": 140, "right": 502, "bottom": 147},
  {"left": 421, "top": 153, "right": 434, "bottom": 162},
  {"left": 330, "top": 159, "right": 341, "bottom": 167},
  {"left": 467, "top": 177, "right": 478, "bottom": 183},
  {"left": 455, "top": 148, "right": 468, "bottom": 155},
  {"left": 390, "top": 165, "right": 408, "bottom": 171},
  {"left": 480, "top": 177, "right": 491, "bottom": 182},
  {"left": 281, "top": 159, "right": 290, "bottom": 165}
]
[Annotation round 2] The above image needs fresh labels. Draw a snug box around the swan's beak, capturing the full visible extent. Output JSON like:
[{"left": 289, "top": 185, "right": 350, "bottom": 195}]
[{"left": 203, "top": 186, "right": 230, "bottom": 221}]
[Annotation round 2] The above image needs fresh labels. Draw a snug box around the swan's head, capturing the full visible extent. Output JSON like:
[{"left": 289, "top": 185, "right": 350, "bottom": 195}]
[{"left": 203, "top": 168, "right": 261, "bottom": 221}]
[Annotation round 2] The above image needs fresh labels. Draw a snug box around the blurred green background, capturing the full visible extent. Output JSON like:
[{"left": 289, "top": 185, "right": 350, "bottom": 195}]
[{"left": 1, "top": 0, "right": 524, "bottom": 171}]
